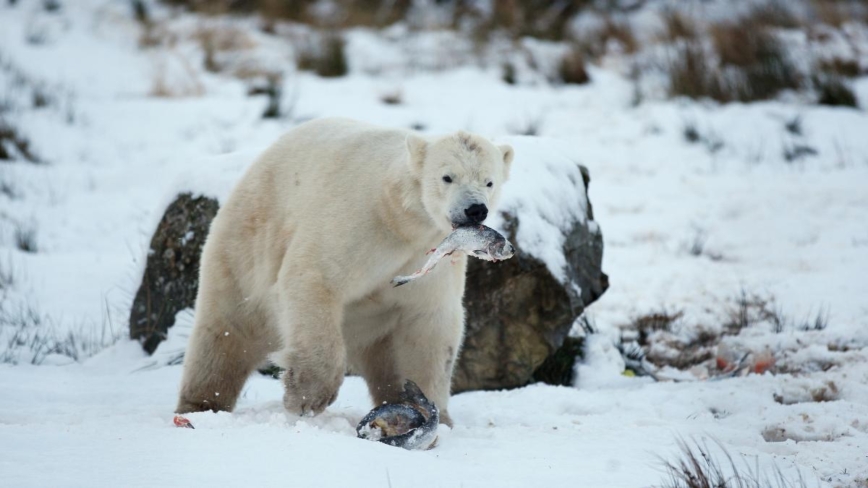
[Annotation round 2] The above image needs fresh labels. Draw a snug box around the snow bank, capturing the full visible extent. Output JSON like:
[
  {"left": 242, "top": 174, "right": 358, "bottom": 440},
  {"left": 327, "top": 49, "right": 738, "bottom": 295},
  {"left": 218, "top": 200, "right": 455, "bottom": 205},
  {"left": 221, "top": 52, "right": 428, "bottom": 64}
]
[{"left": 491, "top": 136, "right": 591, "bottom": 284}]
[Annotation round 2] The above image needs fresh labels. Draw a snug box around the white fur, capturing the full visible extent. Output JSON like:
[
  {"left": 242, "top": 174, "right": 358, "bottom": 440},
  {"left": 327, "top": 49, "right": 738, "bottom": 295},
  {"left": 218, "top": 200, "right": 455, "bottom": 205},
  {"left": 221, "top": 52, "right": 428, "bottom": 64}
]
[{"left": 176, "top": 118, "right": 513, "bottom": 425}]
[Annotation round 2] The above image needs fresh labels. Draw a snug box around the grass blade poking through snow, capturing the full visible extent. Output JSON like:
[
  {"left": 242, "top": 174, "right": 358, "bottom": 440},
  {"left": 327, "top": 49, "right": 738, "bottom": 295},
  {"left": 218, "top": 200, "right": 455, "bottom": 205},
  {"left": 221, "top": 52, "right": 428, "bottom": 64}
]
[{"left": 658, "top": 438, "right": 809, "bottom": 488}]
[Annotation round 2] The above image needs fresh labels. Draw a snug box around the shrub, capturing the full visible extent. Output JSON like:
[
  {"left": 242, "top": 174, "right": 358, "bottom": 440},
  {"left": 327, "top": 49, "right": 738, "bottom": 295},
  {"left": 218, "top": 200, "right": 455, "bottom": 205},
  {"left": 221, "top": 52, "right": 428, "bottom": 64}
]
[
  {"left": 808, "top": 0, "right": 854, "bottom": 27},
  {"left": 669, "top": 17, "right": 801, "bottom": 103},
  {"left": 379, "top": 89, "right": 403, "bottom": 105},
  {"left": 487, "top": 0, "right": 586, "bottom": 41},
  {"left": 660, "top": 10, "right": 698, "bottom": 42},
  {"left": 667, "top": 41, "right": 728, "bottom": 101},
  {"left": 296, "top": 32, "right": 348, "bottom": 78},
  {"left": 576, "top": 15, "right": 638, "bottom": 60},
  {"left": 532, "top": 336, "right": 584, "bottom": 386},
  {"left": 814, "top": 73, "right": 858, "bottom": 107},
  {"left": 0, "top": 257, "right": 13, "bottom": 290},
  {"left": 558, "top": 45, "right": 590, "bottom": 85},
  {"left": 501, "top": 62, "right": 516, "bottom": 85},
  {"left": 818, "top": 57, "right": 862, "bottom": 77},
  {"left": 748, "top": 0, "right": 802, "bottom": 29},
  {"left": 161, "top": 0, "right": 410, "bottom": 28},
  {"left": 783, "top": 142, "right": 819, "bottom": 162},
  {"left": 710, "top": 20, "right": 802, "bottom": 101},
  {"left": 193, "top": 25, "right": 254, "bottom": 73},
  {"left": 0, "top": 120, "right": 41, "bottom": 164},
  {"left": 14, "top": 221, "right": 37, "bottom": 253},
  {"left": 260, "top": 74, "right": 283, "bottom": 118}
]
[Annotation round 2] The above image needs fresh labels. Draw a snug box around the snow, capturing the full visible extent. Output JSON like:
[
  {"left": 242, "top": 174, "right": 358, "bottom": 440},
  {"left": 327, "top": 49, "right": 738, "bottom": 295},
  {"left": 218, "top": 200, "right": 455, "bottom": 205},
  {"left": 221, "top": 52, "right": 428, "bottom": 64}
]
[
  {"left": 490, "top": 136, "right": 589, "bottom": 284},
  {"left": 1, "top": 1, "right": 868, "bottom": 487}
]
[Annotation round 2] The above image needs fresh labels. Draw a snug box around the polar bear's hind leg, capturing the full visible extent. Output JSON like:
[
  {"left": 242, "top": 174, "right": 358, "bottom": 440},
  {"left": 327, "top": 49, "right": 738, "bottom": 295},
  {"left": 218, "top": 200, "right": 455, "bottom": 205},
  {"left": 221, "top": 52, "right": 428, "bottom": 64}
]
[{"left": 175, "top": 292, "right": 274, "bottom": 414}]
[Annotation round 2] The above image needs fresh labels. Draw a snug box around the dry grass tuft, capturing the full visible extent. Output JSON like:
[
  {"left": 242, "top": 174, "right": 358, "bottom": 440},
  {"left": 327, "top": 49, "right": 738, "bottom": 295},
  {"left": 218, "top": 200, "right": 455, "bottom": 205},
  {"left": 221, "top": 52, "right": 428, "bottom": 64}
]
[
  {"left": 668, "top": 11, "right": 802, "bottom": 103},
  {"left": 810, "top": 381, "right": 840, "bottom": 402},
  {"left": 710, "top": 20, "right": 802, "bottom": 100},
  {"left": 667, "top": 41, "right": 728, "bottom": 101},
  {"left": 748, "top": 0, "right": 802, "bottom": 29},
  {"left": 296, "top": 32, "right": 348, "bottom": 78},
  {"left": 577, "top": 15, "right": 638, "bottom": 60},
  {"left": 379, "top": 89, "right": 403, "bottom": 105},
  {"left": 658, "top": 438, "right": 808, "bottom": 488},
  {"left": 809, "top": 0, "right": 851, "bottom": 27},
  {"left": 813, "top": 73, "right": 858, "bottom": 107},
  {"left": 623, "top": 289, "right": 833, "bottom": 373},
  {"left": 0, "top": 120, "right": 42, "bottom": 164},
  {"left": 0, "top": 301, "right": 121, "bottom": 365},
  {"left": 193, "top": 24, "right": 255, "bottom": 73},
  {"left": 818, "top": 58, "right": 862, "bottom": 78},
  {"left": 148, "top": 56, "right": 204, "bottom": 98},
  {"left": 557, "top": 45, "right": 590, "bottom": 85},
  {"left": 14, "top": 221, "right": 38, "bottom": 253},
  {"left": 660, "top": 10, "right": 699, "bottom": 42},
  {"left": 501, "top": 62, "right": 517, "bottom": 85},
  {"left": 166, "top": 0, "right": 411, "bottom": 28},
  {"left": 485, "top": 0, "right": 583, "bottom": 41}
]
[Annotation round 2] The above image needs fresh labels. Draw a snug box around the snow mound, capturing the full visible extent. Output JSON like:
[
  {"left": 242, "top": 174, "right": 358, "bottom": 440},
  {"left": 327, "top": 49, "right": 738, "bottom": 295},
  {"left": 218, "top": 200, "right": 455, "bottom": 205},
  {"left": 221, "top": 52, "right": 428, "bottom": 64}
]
[{"left": 491, "top": 136, "right": 591, "bottom": 284}]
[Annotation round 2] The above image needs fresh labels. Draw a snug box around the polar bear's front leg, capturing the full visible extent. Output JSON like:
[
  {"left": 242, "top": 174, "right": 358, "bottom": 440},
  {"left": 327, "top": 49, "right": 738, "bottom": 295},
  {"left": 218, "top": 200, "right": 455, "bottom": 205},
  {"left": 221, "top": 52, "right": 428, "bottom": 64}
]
[
  {"left": 275, "top": 275, "right": 346, "bottom": 417},
  {"left": 389, "top": 300, "right": 464, "bottom": 427}
]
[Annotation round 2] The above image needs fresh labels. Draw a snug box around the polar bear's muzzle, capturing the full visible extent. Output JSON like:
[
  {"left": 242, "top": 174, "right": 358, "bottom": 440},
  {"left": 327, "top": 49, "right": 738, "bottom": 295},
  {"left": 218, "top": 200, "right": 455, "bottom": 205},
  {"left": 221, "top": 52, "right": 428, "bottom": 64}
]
[
  {"left": 464, "top": 203, "right": 488, "bottom": 224},
  {"left": 450, "top": 202, "right": 488, "bottom": 228}
]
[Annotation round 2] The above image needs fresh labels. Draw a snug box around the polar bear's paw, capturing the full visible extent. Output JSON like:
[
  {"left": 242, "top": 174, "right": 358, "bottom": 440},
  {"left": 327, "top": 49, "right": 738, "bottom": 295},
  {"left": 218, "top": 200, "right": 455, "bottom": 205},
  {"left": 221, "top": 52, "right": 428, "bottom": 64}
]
[{"left": 281, "top": 350, "right": 345, "bottom": 417}]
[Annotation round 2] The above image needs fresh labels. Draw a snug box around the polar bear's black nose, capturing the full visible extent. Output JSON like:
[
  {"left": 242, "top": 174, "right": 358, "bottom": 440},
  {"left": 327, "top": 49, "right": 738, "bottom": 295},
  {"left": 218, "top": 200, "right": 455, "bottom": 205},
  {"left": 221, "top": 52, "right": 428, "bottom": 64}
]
[{"left": 464, "top": 204, "right": 488, "bottom": 224}]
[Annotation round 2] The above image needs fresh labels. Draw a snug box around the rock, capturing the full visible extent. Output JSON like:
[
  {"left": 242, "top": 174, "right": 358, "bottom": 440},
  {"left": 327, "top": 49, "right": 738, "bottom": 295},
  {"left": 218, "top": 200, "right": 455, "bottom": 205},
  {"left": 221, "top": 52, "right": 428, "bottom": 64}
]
[
  {"left": 453, "top": 165, "right": 607, "bottom": 392},
  {"left": 129, "top": 193, "right": 219, "bottom": 354}
]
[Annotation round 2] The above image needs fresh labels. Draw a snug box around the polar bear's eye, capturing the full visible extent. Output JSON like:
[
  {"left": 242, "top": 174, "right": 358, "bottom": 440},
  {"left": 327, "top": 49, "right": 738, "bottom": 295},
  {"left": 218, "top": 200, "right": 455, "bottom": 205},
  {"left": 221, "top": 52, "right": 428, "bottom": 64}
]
[
  {"left": 486, "top": 181, "right": 493, "bottom": 188},
  {"left": 442, "top": 176, "right": 453, "bottom": 183}
]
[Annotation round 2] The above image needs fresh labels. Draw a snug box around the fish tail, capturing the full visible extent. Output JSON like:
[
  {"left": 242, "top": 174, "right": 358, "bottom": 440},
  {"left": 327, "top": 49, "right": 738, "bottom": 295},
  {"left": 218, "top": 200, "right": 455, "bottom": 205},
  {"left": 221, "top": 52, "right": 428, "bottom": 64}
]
[
  {"left": 401, "top": 380, "right": 433, "bottom": 407},
  {"left": 391, "top": 276, "right": 411, "bottom": 287}
]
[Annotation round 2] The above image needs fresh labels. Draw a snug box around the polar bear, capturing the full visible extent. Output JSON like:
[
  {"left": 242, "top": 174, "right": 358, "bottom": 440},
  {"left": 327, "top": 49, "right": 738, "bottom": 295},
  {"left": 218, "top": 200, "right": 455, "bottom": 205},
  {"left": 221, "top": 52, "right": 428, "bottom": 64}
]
[{"left": 175, "top": 117, "right": 513, "bottom": 426}]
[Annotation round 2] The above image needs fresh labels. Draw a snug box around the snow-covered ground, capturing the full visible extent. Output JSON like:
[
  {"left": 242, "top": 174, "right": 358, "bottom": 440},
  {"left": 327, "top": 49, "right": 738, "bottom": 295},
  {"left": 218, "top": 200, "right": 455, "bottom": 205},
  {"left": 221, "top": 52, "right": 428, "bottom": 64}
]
[{"left": 1, "top": 1, "right": 867, "bottom": 487}]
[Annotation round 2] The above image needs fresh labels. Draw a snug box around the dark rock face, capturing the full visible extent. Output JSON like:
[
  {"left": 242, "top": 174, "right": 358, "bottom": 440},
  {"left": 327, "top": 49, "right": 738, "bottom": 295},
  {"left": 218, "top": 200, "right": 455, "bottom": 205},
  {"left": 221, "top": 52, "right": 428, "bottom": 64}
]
[
  {"left": 452, "top": 165, "right": 607, "bottom": 392},
  {"left": 132, "top": 167, "right": 606, "bottom": 391},
  {"left": 129, "top": 193, "right": 219, "bottom": 354}
]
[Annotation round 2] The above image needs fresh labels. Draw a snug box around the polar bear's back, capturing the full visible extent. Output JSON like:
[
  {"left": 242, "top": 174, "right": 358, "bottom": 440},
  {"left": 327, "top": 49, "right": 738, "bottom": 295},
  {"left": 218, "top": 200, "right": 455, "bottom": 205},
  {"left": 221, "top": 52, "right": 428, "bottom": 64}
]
[
  {"left": 206, "top": 118, "right": 419, "bottom": 299},
  {"left": 247, "top": 118, "right": 408, "bottom": 212}
]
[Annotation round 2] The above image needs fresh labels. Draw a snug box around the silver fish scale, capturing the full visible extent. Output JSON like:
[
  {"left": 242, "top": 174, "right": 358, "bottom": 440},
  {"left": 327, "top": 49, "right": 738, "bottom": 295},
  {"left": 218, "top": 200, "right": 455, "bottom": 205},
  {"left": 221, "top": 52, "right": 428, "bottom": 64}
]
[{"left": 390, "top": 225, "right": 513, "bottom": 287}]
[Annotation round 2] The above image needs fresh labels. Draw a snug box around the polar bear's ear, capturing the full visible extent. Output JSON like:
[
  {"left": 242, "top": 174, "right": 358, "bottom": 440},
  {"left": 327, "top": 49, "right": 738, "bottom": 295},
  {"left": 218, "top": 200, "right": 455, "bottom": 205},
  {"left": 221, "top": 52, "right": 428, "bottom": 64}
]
[
  {"left": 405, "top": 134, "right": 427, "bottom": 173},
  {"left": 499, "top": 144, "right": 514, "bottom": 179}
]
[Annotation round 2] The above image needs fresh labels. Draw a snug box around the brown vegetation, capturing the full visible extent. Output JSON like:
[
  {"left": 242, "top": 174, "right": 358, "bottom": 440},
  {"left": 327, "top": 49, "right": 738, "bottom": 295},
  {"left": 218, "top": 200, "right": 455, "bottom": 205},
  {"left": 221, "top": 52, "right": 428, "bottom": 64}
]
[
  {"left": 814, "top": 73, "right": 857, "bottom": 107},
  {"left": 193, "top": 24, "right": 255, "bottom": 73},
  {"left": 558, "top": 45, "right": 590, "bottom": 85},
  {"left": 296, "top": 32, "right": 348, "bottom": 78},
  {"left": 659, "top": 10, "right": 698, "bottom": 42},
  {"left": 658, "top": 438, "right": 809, "bottom": 488},
  {"left": 148, "top": 56, "right": 205, "bottom": 98},
  {"left": 667, "top": 8, "right": 802, "bottom": 103},
  {"left": 748, "top": 0, "right": 802, "bottom": 29},
  {"left": 0, "top": 121, "right": 41, "bottom": 163},
  {"left": 164, "top": 0, "right": 411, "bottom": 28},
  {"left": 807, "top": 0, "right": 868, "bottom": 27},
  {"left": 710, "top": 19, "right": 802, "bottom": 100},
  {"left": 575, "top": 15, "right": 637, "bottom": 60}
]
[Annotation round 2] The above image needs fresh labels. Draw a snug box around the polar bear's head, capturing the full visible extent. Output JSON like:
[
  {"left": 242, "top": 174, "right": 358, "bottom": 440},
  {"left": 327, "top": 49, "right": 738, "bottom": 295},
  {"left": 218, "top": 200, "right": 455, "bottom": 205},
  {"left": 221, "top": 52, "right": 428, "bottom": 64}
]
[{"left": 406, "top": 131, "right": 513, "bottom": 233}]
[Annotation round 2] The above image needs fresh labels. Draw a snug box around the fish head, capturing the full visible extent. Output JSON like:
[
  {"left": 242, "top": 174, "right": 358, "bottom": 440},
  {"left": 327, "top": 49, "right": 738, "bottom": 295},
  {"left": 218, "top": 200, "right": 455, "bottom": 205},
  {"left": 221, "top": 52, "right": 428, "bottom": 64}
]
[
  {"left": 487, "top": 238, "right": 515, "bottom": 260},
  {"left": 407, "top": 131, "right": 513, "bottom": 233}
]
